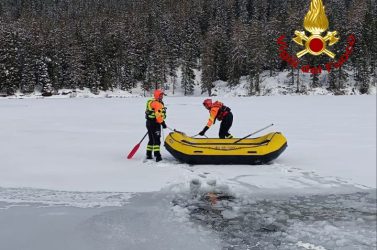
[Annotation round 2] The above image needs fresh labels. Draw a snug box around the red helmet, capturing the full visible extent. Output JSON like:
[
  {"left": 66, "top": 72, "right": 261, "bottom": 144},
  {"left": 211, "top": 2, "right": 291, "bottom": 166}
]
[
  {"left": 203, "top": 99, "right": 212, "bottom": 109},
  {"left": 154, "top": 89, "right": 164, "bottom": 100}
]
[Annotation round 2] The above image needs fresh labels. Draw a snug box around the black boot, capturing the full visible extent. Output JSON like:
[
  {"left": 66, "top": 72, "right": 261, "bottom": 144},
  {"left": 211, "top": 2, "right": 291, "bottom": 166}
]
[
  {"left": 146, "top": 151, "right": 153, "bottom": 160},
  {"left": 155, "top": 152, "right": 162, "bottom": 162}
]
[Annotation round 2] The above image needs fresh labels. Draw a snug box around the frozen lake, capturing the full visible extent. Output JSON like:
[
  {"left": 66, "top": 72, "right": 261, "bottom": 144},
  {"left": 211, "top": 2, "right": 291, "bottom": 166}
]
[{"left": 0, "top": 95, "right": 375, "bottom": 249}]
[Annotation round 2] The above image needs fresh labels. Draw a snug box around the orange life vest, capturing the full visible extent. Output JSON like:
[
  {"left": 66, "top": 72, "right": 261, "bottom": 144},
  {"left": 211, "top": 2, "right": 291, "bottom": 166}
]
[
  {"left": 206, "top": 101, "right": 231, "bottom": 127},
  {"left": 145, "top": 99, "right": 166, "bottom": 124}
]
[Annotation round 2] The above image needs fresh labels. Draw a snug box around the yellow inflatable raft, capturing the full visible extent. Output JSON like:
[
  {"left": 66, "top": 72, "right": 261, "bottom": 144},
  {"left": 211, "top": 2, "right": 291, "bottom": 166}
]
[{"left": 164, "top": 131, "right": 287, "bottom": 165}]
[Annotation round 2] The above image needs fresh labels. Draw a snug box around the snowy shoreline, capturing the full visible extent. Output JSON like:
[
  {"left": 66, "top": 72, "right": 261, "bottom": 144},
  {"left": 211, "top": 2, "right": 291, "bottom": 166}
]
[{"left": 1, "top": 87, "right": 376, "bottom": 100}]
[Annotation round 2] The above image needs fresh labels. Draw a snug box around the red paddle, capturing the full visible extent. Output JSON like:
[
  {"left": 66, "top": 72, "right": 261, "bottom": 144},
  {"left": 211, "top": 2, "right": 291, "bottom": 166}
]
[{"left": 127, "top": 132, "right": 148, "bottom": 159}]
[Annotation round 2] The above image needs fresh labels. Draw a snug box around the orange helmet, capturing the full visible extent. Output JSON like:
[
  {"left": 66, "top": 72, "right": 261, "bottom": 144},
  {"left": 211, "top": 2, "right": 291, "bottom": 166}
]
[
  {"left": 203, "top": 99, "right": 212, "bottom": 109},
  {"left": 154, "top": 89, "right": 164, "bottom": 100}
]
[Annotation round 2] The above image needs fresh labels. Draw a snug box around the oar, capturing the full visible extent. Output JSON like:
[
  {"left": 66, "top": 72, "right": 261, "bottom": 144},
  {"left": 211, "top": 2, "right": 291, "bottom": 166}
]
[
  {"left": 127, "top": 132, "right": 148, "bottom": 159},
  {"left": 234, "top": 123, "right": 274, "bottom": 143}
]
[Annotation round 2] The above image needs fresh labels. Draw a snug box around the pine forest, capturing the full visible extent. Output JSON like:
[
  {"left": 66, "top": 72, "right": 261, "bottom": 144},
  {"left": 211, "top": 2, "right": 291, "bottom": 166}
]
[{"left": 0, "top": 0, "right": 376, "bottom": 96}]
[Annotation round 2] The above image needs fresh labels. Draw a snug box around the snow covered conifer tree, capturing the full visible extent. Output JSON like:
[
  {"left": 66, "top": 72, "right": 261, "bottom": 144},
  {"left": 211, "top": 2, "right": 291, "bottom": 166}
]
[
  {"left": 248, "top": 20, "right": 267, "bottom": 95},
  {"left": 37, "top": 57, "right": 53, "bottom": 96},
  {"left": 180, "top": 3, "right": 200, "bottom": 96},
  {"left": 0, "top": 28, "right": 21, "bottom": 95},
  {"left": 228, "top": 20, "right": 249, "bottom": 86},
  {"left": 201, "top": 34, "right": 216, "bottom": 96},
  {"left": 181, "top": 29, "right": 197, "bottom": 96}
]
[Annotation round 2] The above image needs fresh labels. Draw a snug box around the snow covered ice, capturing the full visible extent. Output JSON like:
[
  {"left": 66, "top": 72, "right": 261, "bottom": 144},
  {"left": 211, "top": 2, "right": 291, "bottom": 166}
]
[{"left": 0, "top": 96, "right": 376, "bottom": 249}]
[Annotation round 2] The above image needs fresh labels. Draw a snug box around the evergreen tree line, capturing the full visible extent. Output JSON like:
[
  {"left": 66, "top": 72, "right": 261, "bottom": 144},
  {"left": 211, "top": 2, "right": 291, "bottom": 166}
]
[{"left": 0, "top": 0, "right": 375, "bottom": 96}]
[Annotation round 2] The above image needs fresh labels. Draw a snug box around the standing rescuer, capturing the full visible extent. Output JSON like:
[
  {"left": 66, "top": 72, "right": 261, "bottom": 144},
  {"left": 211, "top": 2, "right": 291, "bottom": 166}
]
[
  {"left": 145, "top": 89, "right": 167, "bottom": 162},
  {"left": 199, "top": 99, "right": 233, "bottom": 139}
]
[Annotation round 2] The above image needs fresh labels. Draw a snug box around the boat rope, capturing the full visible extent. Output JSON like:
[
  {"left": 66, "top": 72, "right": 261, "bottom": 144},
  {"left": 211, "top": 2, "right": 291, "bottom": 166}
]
[{"left": 167, "top": 134, "right": 276, "bottom": 151}]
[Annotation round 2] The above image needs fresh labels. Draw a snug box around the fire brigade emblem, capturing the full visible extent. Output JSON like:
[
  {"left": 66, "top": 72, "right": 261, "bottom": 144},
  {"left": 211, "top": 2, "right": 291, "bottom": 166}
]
[{"left": 293, "top": 0, "right": 339, "bottom": 58}]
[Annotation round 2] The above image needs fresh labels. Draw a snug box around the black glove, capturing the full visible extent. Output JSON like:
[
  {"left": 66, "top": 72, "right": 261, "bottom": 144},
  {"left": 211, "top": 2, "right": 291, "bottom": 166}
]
[
  {"left": 199, "top": 126, "right": 209, "bottom": 136},
  {"left": 161, "top": 121, "right": 167, "bottom": 129}
]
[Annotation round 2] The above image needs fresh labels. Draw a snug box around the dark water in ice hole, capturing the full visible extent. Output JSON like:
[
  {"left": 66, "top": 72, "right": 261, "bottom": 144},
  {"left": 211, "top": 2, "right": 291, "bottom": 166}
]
[{"left": 172, "top": 190, "right": 377, "bottom": 250}]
